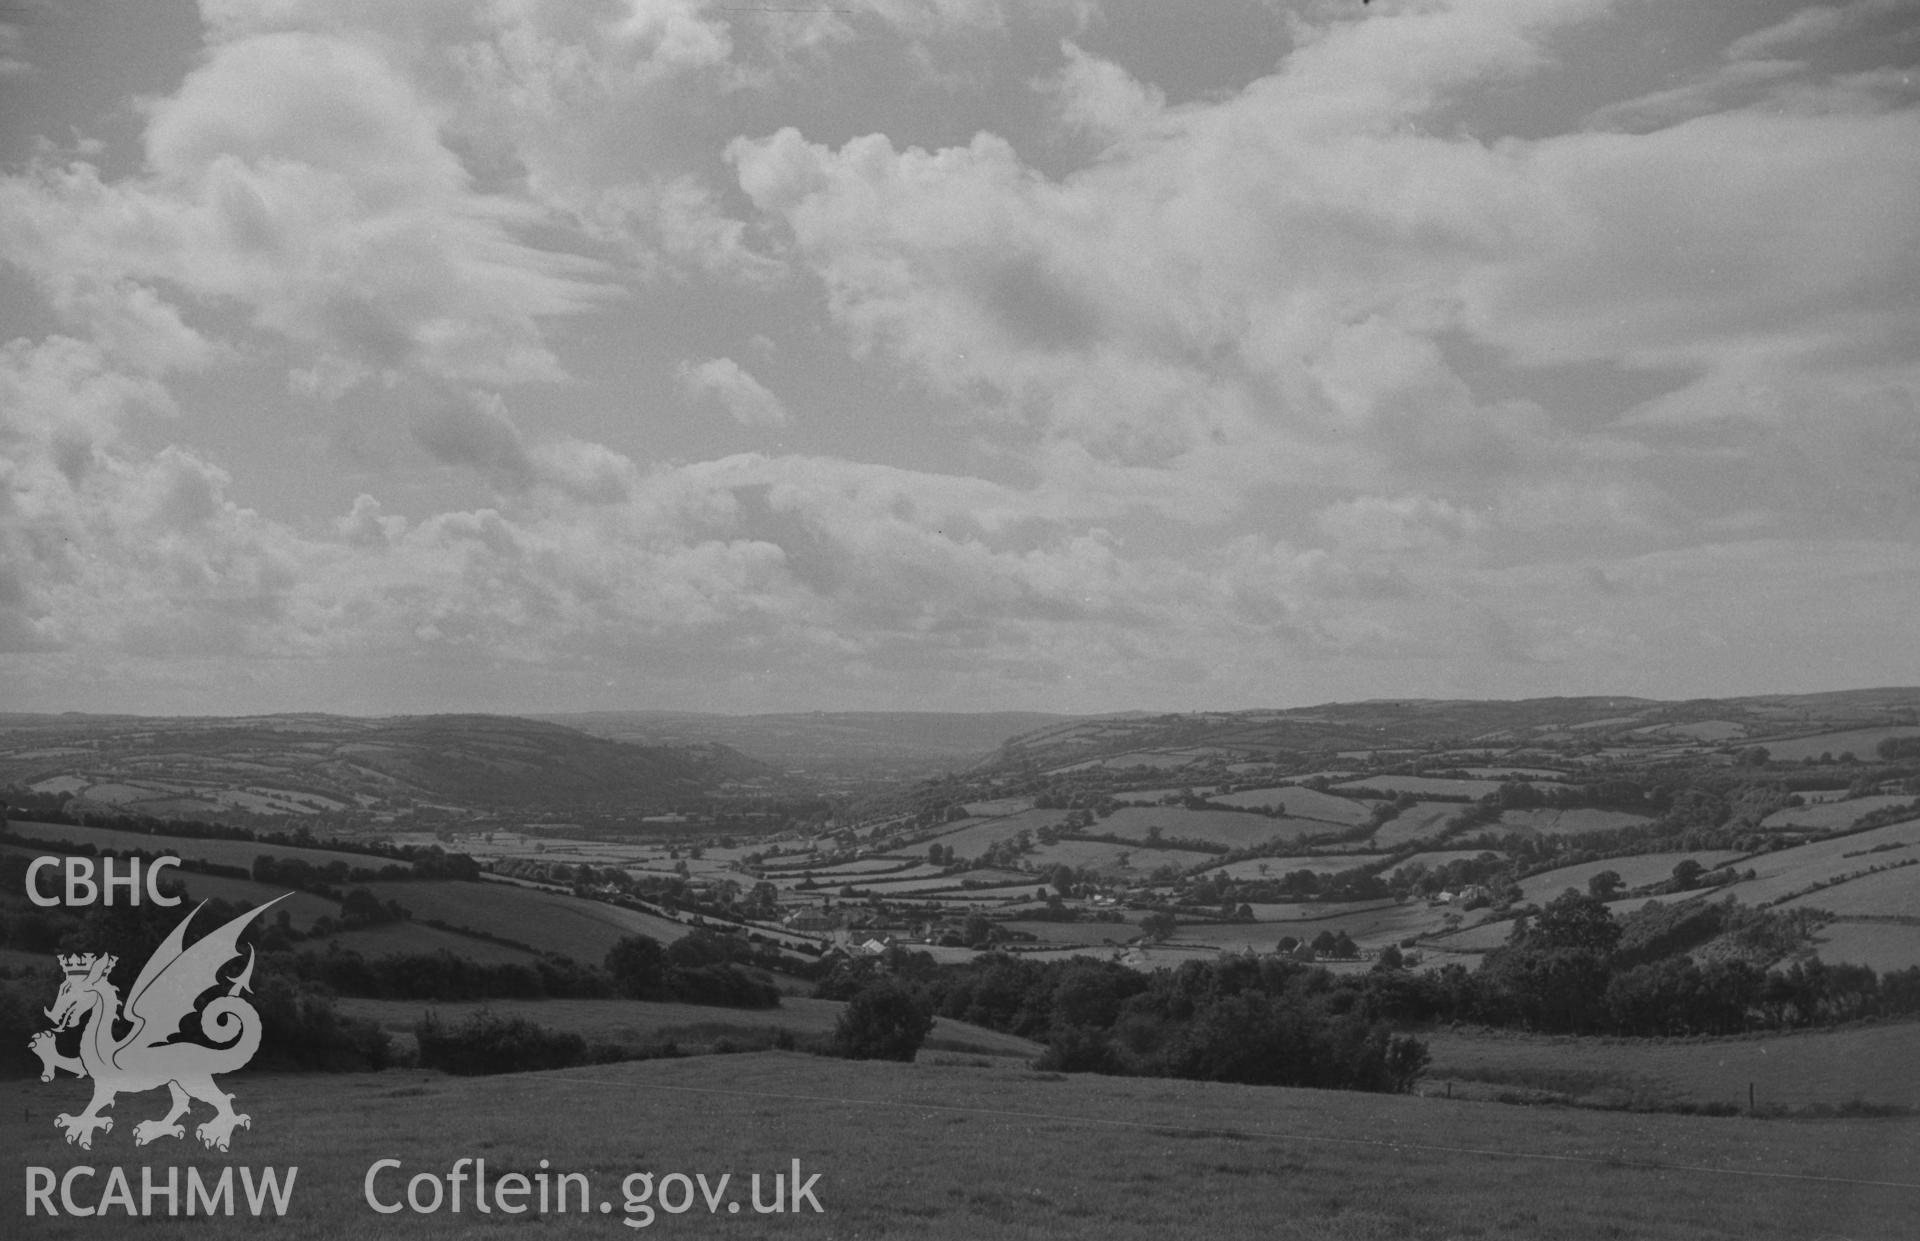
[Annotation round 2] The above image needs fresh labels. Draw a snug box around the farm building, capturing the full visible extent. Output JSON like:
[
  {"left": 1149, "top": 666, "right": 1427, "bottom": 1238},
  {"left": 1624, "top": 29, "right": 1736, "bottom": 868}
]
[{"left": 785, "top": 908, "right": 842, "bottom": 933}]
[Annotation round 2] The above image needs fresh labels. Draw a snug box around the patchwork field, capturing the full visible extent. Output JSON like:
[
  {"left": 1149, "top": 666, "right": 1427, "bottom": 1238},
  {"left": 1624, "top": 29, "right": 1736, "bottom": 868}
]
[
  {"left": 1246, "top": 900, "right": 1402, "bottom": 922},
  {"left": 309, "top": 921, "right": 547, "bottom": 966},
  {"left": 1515, "top": 852, "right": 1748, "bottom": 904},
  {"left": 768, "top": 856, "right": 924, "bottom": 877},
  {"left": 1758, "top": 725, "right": 1920, "bottom": 762},
  {"left": 1758, "top": 794, "right": 1920, "bottom": 832},
  {"left": 1334, "top": 775, "right": 1509, "bottom": 798},
  {"left": 1422, "top": 918, "right": 1516, "bottom": 952},
  {"left": 1092, "top": 806, "right": 1322, "bottom": 849},
  {"left": 1233, "top": 900, "right": 1483, "bottom": 951},
  {"left": 1809, "top": 920, "right": 1920, "bottom": 973},
  {"left": 833, "top": 874, "right": 980, "bottom": 895},
  {"left": 919, "top": 811, "right": 1229, "bottom": 876},
  {"left": 931, "top": 811, "right": 1066, "bottom": 856},
  {"left": 957, "top": 797, "right": 1034, "bottom": 816},
  {"left": 1196, "top": 854, "right": 1392, "bottom": 881},
  {"left": 1085, "top": 749, "right": 1204, "bottom": 770},
  {"left": 1394, "top": 849, "right": 1510, "bottom": 873},
  {"left": 923, "top": 883, "right": 1063, "bottom": 902},
  {"left": 1024, "top": 840, "right": 1217, "bottom": 876},
  {"left": 359, "top": 879, "right": 694, "bottom": 961},
  {"left": 1714, "top": 821, "right": 1920, "bottom": 907},
  {"left": 1632, "top": 719, "right": 1748, "bottom": 742},
  {"left": 801, "top": 860, "right": 944, "bottom": 883},
  {"left": 13, "top": 1051, "right": 1911, "bottom": 1239},
  {"left": 1776, "top": 862, "right": 1920, "bottom": 918},
  {"left": 27, "top": 777, "right": 350, "bottom": 819},
  {"left": 1365, "top": 803, "right": 1463, "bottom": 847},
  {"left": 1205, "top": 785, "right": 1373, "bottom": 825},
  {"left": 1495, "top": 807, "right": 1654, "bottom": 836},
  {"left": 999, "top": 920, "right": 1138, "bottom": 947}
]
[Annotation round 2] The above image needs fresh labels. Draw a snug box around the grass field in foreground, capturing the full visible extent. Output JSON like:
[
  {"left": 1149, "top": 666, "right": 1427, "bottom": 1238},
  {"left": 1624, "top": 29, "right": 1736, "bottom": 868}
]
[{"left": 6, "top": 1053, "right": 1916, "bottom": 1239}]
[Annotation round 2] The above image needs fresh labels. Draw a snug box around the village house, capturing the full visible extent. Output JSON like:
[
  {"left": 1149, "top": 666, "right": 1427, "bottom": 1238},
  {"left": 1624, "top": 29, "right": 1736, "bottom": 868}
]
[{"left": 784, "top": 908, "right": 842, "bottom": 933}]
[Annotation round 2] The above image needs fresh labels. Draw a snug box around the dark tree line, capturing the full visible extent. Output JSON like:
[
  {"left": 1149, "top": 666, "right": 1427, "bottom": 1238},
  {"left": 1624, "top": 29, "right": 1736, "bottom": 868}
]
[
  {"left": 601, "top": 932, "right": 782, "bottom": 1008},
  {"left": 1425, "top": 890, "right": 1920, "bottom": 1036},
  {"left": 819, "top": 949, "right": 1428, "bottom": 1094}
]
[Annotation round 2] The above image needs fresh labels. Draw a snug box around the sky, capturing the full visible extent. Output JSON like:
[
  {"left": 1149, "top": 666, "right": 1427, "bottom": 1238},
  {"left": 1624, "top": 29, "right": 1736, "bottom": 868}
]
[{"left": 0, "top": 0, "right": 1917, "bottom": 717}]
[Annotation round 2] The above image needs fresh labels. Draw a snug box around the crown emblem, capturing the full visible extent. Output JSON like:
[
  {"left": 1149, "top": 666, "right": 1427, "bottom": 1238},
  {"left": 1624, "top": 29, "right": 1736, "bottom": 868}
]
[{"left": 59, "top": 954, "right": 99, "bottom": 976}]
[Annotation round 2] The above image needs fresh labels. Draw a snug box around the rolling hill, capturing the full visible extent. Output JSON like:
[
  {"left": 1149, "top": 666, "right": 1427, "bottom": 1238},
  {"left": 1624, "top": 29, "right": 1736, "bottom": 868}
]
[
  {"left": 0, "top": 712, "right": 766, "bottom": 824},
  {"left": 540, "top": 710, "right": 1069, "bottom": 779}
]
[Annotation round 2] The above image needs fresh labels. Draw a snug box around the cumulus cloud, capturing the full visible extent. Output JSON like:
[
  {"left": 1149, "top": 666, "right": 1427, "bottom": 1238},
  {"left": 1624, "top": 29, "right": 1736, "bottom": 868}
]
[
  {"left": 1042, "top": 40, "right": 1167, "bottom": 146},
  {"left": 677, "top": 356, "right": 790, "bottom": 426},
  {"left": 1468, "top": 106, "right": 1920, "bottom": 371},
  {"left": 735, "top": 1, "right": 1917, "bottom": 524},
  {"left": 0, "top": 30, "right": 614, "bottom": 396}
]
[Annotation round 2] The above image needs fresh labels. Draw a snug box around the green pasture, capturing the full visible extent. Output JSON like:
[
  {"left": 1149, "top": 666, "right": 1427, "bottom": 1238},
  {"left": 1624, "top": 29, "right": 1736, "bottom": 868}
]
[
  {"left": 1515, "top": 851, "right": 1746, "bottom": 904},
  {"left": 1811, "top": 920, "right": 1920, "bottom": 973},
  {"left": 1717, "top": 821, "right": 1920, "bottom": 906},
  {"left": 359, "top": 880, "right": 693, "bottom": 962},
  {"left": 1776, "top": 862, "right": 1920, "bottom": 917},
  {"left": 1758, "top": 793, "right": 1920, "bottom": 832}
]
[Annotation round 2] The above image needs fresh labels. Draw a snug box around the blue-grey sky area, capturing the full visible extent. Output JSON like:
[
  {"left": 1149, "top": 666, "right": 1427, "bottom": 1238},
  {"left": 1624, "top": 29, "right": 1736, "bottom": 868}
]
[{"left": 1, "top": 0, "right": 1917, "bottom": 715}]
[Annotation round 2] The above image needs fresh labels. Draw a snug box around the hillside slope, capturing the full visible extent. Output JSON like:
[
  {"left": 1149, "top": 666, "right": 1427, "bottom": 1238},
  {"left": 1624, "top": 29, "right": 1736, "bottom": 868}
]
[
  {"left": 0, "top": 713, "right": 764, "bottom": 822},
  {"left": 544, "top": 710, "right": 1069, "bottom": 778}
]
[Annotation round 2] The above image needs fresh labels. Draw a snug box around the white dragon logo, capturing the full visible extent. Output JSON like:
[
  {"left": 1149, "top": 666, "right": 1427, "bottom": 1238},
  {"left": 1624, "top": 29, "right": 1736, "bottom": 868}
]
[{"left": 29, "top": 896, "right": 285, "bottom": 1152}]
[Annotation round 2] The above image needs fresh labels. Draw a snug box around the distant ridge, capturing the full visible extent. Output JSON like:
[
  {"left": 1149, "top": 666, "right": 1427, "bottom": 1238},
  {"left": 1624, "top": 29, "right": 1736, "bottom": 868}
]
[
  {"left": 0, "top": 712, "right": 768, "bottom": 822},
  {"left": 972, "top": 688, "right": 1920, "bottom": 775},
  {"left": 540, "top": 710, "right": 1070, "bottom": 779}
]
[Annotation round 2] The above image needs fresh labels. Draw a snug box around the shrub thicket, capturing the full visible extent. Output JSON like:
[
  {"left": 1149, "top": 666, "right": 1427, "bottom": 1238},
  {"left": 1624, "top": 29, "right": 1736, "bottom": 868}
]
[{"left": 831, "top": 980, "right": 935, "bottom": 1061}]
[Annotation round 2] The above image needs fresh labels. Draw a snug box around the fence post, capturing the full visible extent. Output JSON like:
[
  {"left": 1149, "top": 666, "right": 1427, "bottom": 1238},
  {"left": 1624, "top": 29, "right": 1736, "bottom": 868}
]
[{"left": 1748, "top": 1082, "right": 1755, "bottom": 1114}]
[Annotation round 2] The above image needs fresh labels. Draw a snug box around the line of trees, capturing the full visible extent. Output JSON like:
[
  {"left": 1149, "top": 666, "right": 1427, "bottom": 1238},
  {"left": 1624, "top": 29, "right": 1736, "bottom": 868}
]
[
  {"left": 1363, "top": 889, "right": 1920, "bottom": 1037},
  {"left": 819, "top": 950, "right": 1428, "bottom": 1094}
]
